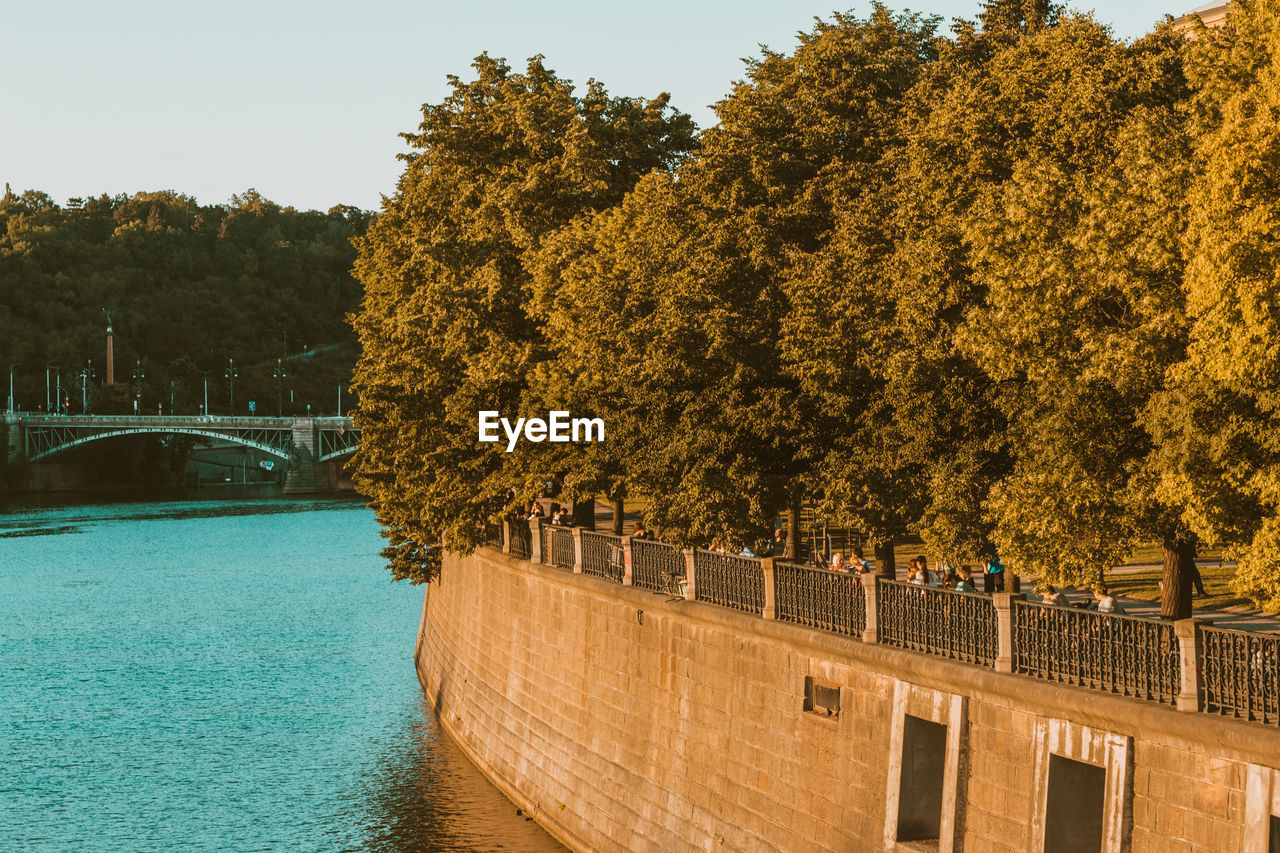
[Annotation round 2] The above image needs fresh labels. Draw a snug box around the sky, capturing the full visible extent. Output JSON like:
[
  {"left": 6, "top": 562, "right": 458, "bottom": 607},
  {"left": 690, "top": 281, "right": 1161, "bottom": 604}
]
[{"left": 2, "top": 0, "right": 1196, "bottom": 213}]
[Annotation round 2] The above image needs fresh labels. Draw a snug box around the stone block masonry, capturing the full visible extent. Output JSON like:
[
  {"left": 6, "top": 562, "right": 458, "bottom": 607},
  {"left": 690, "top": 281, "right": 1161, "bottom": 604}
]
[{"left": 416, "top": 547, "right": 1280, "bottom": 852}]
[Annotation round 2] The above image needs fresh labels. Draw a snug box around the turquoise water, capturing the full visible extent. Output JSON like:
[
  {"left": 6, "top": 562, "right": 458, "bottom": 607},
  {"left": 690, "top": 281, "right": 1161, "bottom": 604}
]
[{"left": 0, "top": 496, "right": 563, "bottom": 852}]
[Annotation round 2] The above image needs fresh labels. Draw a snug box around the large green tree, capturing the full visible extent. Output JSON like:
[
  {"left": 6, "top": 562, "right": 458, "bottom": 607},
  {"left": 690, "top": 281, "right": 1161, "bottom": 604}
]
[
  {"left": 1152, "top": 0, "right": 1280, "bottom": 610},
  {"left": 951, "top": 17, "right": 1197, "bottom": 616},
  {"left": 349, "top": 54, "right": 695, "bottom": 581}
]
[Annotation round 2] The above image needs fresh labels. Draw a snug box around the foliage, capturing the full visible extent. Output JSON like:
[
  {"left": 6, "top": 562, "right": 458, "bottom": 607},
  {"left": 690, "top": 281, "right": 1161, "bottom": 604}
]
[
  {"left": 0, "top": 187, "right": 369, "bottom": 416},
  {"left": 352, "top": 3, "right": 1280, "bottom": 613},
  {"left": 1153, "top": 0, "right": 1280, "bottom": 609},
  {"left": 349, "top": 54, "right": 696, "bottom": 581}
]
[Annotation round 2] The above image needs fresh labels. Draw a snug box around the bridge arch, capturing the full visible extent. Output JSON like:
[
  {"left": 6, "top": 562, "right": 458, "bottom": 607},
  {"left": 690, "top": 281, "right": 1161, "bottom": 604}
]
[{"left": 28, "top": 427, "right": 293, "bottom": 463}]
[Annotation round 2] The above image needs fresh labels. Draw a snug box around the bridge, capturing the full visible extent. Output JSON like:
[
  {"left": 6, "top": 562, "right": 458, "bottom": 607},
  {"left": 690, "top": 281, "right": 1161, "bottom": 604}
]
[{"left": 2, "top": 413, "right": 360, "bottom": 493}]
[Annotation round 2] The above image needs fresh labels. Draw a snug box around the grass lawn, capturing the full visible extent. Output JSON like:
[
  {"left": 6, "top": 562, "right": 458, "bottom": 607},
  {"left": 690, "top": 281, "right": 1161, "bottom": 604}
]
[{"left": 1104, "top": 561, "right": 1254, "bottom": 612}]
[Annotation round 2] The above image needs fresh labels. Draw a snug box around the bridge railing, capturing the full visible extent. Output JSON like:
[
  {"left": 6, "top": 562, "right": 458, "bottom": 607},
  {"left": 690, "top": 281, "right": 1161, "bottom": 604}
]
[{"left": 21, "top": 414, "right": 296, "bottom": 426}]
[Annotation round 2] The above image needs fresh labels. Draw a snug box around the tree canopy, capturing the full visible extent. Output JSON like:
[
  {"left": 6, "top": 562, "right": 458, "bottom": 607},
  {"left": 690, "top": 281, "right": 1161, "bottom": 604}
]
[
  {"left": 349, "top": 54, "right": 697, "bottom": 581},
  {"left": 352, "top": 1, "right": 1280, "bottom": 618},
  {"left": 0, "top": 187, "right": 368, "bottom": 416}
]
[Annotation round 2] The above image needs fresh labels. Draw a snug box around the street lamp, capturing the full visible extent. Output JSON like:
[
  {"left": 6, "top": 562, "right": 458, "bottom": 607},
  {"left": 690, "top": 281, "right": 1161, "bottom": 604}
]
[
  {"left": 7, "top": 363, "right": 19, "bottom": 413},
  {"left": 225, "top": 358, "right": 237, "bottom": 413},
  {"left": 199, "top": 369, "right": 213, "bottom": 415},
  {"left": 132, "top": 360, "right": 145, "bottom": 415},
  {"left": 79, "top": 361, "right": 95, "bottom": 414},
  {"left": 168, "top": 379, "right": 176, "bottom": 416},
  {"left": 273, "top": 359, "right": 287, "bottom": 417}
]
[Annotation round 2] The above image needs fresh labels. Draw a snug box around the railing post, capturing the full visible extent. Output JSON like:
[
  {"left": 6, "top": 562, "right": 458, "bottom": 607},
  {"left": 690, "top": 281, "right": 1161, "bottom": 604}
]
[
  {"left": 683, "top": 548, "right": 696, "bottom": 601},
  {"left": 529, "top": 519, "right": 542, "bottom": 564},
  {"left": 621, "top": 535, "right": 633, "bottom": 586},
  {"left": 993, "top": 592, "right": 1024, "bottom": 674},
  {"left": 860, "top": 573, "right": 878, "bottom": 644},
  {"left": 761, "top": 558, "right": 776, "bottom": 620},
  {"left": 571, "top": 526, "right": 584, "bottom": 574},
  {"left": 1175, "top": 617, "right": 1210, "bottom": 712},
  {"left": 501, "top": 519, "right": 513, "bottom": 555}
]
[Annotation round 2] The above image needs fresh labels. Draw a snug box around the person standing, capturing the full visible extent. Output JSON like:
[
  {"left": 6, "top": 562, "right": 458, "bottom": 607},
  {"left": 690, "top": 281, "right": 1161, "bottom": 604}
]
[{"left": 982, "top": 552, "right": 1006, "bottom": 594}]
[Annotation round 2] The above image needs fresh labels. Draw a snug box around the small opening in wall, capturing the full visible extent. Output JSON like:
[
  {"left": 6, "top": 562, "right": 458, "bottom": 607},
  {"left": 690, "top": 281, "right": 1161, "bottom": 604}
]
[
  {"left": 1269, "top": 815, "right": 1280, "bottom": 853},
  {"left": 897, "top": 714, "right": 946, "bottom": 843},
  {"left": 803, "top": 676, "right": 840, "bottom": 718},
  {"left": 1044, "top": 754, "right": 1106, "bottom": 853}
]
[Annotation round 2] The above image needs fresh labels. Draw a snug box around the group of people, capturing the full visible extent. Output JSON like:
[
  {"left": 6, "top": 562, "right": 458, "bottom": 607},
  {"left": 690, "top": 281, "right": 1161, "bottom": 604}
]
[{"left": 518, "top": 499, "right": 574, "bottom": 526}]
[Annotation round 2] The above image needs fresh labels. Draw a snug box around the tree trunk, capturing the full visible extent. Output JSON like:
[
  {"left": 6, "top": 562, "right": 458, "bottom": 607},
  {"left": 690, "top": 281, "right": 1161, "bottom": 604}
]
[
  {"left": 875, "top": 540, "right": 896, "bottom": 580},
  {"left": 611, "top": 497, "right": 624, "bottom": 536},
  {"left": 1159, "top": 531, "right": 1198, "bottom": 621},
  {"left": 573, "top": 497, "right": 596, "bottom": 532},
  {"left": 787, "top": 494, "right": 802, "bottom": 562}
]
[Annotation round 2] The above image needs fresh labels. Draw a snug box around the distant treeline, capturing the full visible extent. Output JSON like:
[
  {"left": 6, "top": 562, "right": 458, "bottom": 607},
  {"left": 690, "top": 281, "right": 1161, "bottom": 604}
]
[
  {"left": 0, "top": 188, "right": 370, "bottom": 416},
  {"left": 350, "top": 0, "right": 1280, "bottom": 618}
]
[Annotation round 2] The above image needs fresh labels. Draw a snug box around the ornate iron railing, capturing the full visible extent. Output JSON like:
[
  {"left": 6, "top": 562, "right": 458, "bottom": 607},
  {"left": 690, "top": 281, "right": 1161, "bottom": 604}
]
[
  {"left": 483, "top": 521, "right": 502, "bottom": 549},
  {"left": 507, "top": 519, "right": 532, "bottom": 559},
  {"left": 1201, "top": 625, "right": 1280, "bottom": 725},
  {"left": 1012, "top": 600, "right": 1180, "bottom": 704},
  {"left": 581, "top": 531, "right": 624, "bottom": 582},
  {"left": 631, "top": 540, "right": 685, "bottom": 594},
  {"left": 775, "top": 562, "right": 865, "bottom": 637},
  {"left": 693, "top": 550, "right": 765, "bottom": 615},
  {"left": 549, "top": 526, "right": 575, "bottom": 570},
  {"left": 877, "top": 580, "right": 997, "bottom": 666}
]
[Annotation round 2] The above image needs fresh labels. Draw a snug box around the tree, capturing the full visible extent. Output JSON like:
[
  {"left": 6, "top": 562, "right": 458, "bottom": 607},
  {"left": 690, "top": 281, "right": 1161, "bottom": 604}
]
[
  {"left": 349, "top": 54, "right": 696, "bottom": 581},
  {"left": 1151, "top": 0, "right": 1280, "bottom": 610}
]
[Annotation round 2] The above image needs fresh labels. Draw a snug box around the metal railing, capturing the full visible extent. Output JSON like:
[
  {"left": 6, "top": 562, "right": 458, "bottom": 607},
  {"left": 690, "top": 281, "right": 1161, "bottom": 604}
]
[
  {"left": 631, "top": 539, "right": 685, "bottom": 594},
  {"left": 549, "top": 526, "right": 574, "bottom": 570},
  {"left": 775, "top": 562, "right": 866, "bottom": 636},
  {"left": 1012, "top": 600, "right": 1180, "bottom": 704},
  {"left": 483, "top": 521, "right": 503, "bottom": 550},
  {"left": 1202, "top": 625, "right": 1280, "bottom": 725},
  {"left": 581, "top": 530, "right": 624, "bottom": 582},
  {"left": 508, "top": 519, "right": 532, "bottom": 559},
  {"left": 479, "top": 532, "right": 1280, "bottom": 728},
  {"left": 693, "top": 550, "right": 765, "bottom": 615},
  {"left": 877, "top": 579, "right": 997, "bottom": 666}
]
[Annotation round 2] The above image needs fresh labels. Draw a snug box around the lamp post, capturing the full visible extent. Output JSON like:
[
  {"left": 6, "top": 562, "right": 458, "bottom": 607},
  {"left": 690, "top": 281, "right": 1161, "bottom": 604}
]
[
  {"left": 199, "top": 370, "right": 212, "bottom": 415},
  {"left": 7, "top": 363, "right": 19, "bottom": 413},
  {"left": 132, "top": 360, "right": 145, "bottom": 415},
  {"left": 273, "top": 359, "right": 287, "bottom": 417},
  {"left": 79, "top": 361, "right": 95, "bottom": 414},
  {"left": 168, "top": 380, "right": 176, "bottom": 416},
  {"left": 225, "top": 358, "right": 237, "bottom": 414},
  {"left": 337, "top": 385, "right": 342, "bottom": 417}
]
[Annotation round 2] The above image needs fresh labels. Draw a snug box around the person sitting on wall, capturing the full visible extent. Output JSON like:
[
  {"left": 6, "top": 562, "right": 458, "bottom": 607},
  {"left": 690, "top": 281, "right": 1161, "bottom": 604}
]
[
  {"left": 632, "top": 522, "right": 647, "bottom": 538},
  {"left": 908, "top": 556, "right": 930, "bottom": 585},
  {"left": 849, "top": 547, "right": 871, "bottom": 574},
  {"left": 551, "top": 507, "right": 568, "bottom": 526},
  {"left": 528, "top": 501, "right": 546, "bottom": 521},
  {"left": 954, "top": 567, "right": 978, "bottom": 593},
  {"left": 941, "top": 567, "right": 960, "bottom": 589},
  {"left": 1091, "top": 585, "right": 1125, "bottom": 614},
  {"left": 830, "top": 552, "right": 848, "bottom": 572},
  {"left": 1039, "top": 583, "right": 1067, "bottom": 606}
]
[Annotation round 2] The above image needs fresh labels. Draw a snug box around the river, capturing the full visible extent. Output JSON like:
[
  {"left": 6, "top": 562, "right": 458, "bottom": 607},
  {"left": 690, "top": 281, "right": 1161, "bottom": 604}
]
[{"left": 0, "top": 494, "right": 564, "bottom": 852}]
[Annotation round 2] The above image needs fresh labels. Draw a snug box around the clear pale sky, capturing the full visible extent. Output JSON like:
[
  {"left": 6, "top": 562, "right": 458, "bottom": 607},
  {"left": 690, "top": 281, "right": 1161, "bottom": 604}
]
[{"left": 2, "top": 1, "right": 1194, "bottom": 213}]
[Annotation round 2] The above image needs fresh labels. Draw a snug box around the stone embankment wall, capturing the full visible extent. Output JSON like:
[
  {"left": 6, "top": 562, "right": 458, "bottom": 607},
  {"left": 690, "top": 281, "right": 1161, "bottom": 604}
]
[{"left": 416, "top": 547, "right": 1280, "bottom": 852}]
